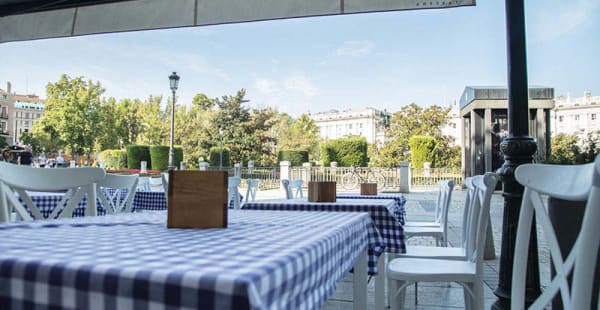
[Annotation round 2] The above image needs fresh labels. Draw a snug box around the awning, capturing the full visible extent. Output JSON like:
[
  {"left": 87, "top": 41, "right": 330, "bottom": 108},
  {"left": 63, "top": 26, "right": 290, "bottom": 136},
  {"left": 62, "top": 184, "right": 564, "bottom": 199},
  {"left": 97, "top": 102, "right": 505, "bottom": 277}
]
[{"left": 0, "top": 0, "right": 475, "bottom": 43}]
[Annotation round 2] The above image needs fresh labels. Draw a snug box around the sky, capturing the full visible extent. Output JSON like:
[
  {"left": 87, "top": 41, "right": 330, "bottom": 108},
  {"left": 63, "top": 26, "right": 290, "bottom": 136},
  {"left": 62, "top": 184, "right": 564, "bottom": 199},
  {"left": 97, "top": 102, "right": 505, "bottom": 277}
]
[{"left": 0, "top": 0, "right": 599, "bottom": 117}]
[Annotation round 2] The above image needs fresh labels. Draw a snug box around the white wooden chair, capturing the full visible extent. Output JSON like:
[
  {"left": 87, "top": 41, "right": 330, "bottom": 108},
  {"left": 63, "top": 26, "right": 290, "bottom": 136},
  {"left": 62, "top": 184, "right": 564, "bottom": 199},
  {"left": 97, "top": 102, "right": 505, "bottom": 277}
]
[
  {"left": 512, "top": 160, "right": 597, "bottom": 309},
  {"left": 0, "top": 161, "right": 106, "bottom": 222},
  {"left": 96, "top": 173, "right": 139, "bottom": 214},
  {"left": 161, "top": 172, "right": 169, "bottom": 195},
  {"left": 244, "top": 179, "right": 260, "bottom": 204},
  {"left": 228, "top": 176, "right": 241, "bottom": 210},
  {"left": 387, "top": 172, "right": 498, "bottom": 310},
  {"left": 404, "top": 179, "right": 455, "bottom": 246},
  {"left": 137, "top": 177, "right": 151, "bottom": 191},
  {"left": 284, "top": 179, "right": 303, "bottom": 199}
]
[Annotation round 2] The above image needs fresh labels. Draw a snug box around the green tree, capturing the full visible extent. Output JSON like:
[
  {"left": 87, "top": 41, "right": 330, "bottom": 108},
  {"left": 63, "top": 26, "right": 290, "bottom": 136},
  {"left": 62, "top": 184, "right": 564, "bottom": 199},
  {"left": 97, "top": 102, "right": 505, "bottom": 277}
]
[
  {"left": 137, "top": 95, "right": 167, "bottom": 145},
  {"left": 38, "top": 74, "right": 103, "bottom": 159},
  {"left": 175, "top": 94, "right": 215, "bottom": 168},
  {"left": 276, "top": 113, "right": 321, "bottom": 163},
  {"left": 373, "top": 103, "right": 458, "bottom": 167}
]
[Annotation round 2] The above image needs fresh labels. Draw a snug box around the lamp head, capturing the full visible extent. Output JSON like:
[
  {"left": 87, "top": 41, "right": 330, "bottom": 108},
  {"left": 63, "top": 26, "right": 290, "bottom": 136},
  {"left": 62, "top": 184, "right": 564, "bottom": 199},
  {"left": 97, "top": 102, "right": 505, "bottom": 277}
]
[{"left": 169, "top": 72, "right": 180, "bottom": 91}]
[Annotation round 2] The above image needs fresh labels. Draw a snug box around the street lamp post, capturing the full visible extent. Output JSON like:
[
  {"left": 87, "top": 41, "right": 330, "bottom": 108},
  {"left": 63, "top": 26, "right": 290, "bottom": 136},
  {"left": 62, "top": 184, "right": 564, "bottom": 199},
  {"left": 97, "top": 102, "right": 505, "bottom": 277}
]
[
  {"left": 219, "top": 128, "right": 223, "bottom": 170},
  {"left": 168, "top": 72, "right": 180, "bottom": 171}
]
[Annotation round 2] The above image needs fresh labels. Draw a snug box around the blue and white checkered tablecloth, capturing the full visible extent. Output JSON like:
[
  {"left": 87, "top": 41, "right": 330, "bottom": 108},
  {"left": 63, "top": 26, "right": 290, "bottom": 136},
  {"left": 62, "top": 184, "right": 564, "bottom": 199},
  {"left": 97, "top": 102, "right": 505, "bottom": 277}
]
[
  {"left": 336, "top": 193, "right": 407, "bottom": 225},
  {"left": 22, "top": 190, "right": 242, "bottom": 219},
  {"left": 0, "top": 210, "right": 377, "bottom": 310},
  {"left": 243, "top": 198, "right": 405, "bottom": 275}
]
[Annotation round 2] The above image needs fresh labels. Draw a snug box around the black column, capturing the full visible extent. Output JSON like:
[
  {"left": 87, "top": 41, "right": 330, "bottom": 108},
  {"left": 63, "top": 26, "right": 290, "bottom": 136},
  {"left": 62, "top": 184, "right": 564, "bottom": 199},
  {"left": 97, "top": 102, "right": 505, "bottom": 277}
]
[{"left": 492, "top": 0, "right": 541, "bottom": 308}]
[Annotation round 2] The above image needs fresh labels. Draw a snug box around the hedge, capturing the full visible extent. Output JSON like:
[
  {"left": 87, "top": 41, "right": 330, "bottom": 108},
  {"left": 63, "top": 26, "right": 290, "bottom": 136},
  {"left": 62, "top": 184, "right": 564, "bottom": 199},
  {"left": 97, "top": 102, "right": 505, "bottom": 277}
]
[
  {"left": 320, "top": 136, "right": 368, "bottom": 167},
  {"left": 98, "top": 149, "right": 127, "bottom": 169},
  {"left": 409, "top": 136, "right": 437, "bottom": 168},
  {"left": 126, "top": 145, "right": 151, "bottom": 169},
  {"left": 209, "top": 147, "right": 230, "bottom": 167},
  {"left": 277, "top": 150, "right": 308, "bottom": 166},
  {"left": 149, "top": 145, "right": 184, "bottom": 171}
]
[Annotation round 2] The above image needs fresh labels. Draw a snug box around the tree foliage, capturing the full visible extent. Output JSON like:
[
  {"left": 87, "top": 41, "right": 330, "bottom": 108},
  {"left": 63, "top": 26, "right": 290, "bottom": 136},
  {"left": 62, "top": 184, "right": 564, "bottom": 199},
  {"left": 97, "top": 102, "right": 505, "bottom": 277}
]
[
  {"left": 37, "top": 74, "right": 104, "bottom": 158},
  {"left": 321, "top": 136, "right": 368, "bottom": 167},
  {"left": 372, "top": 103, "right": 459, "bottom": 167},
  {"left": 276, "top": 113, "right": 321, "bottom": 162},
  {"left": 409, "top": 136, "right": 438, "bottom": 168},
  {"left": 548, "top": 131, "right": 600, "bottom": 164}
]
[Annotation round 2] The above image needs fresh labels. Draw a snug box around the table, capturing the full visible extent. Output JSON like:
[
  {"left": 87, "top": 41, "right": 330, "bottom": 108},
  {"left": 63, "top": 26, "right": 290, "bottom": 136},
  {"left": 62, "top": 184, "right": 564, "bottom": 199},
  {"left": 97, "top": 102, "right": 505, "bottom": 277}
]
[
  {"left": 23, "top": 190, "right": 241, "bottom": 219},
  {"left": 242, "top": 198, "right": 406, "bottom": 310},
  {"left": 0, "top": 210, "right": 377, "bottom": 310},
  {"left": 336, "top": 193, "right": 407, "bottom": 225},
  {"left": 243, "top": 198, "right": 406, "bottom": 268}
]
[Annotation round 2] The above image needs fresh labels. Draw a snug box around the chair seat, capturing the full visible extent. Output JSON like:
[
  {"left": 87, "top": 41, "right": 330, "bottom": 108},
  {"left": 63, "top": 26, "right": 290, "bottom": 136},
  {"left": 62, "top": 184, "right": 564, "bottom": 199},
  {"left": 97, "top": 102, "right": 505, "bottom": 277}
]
[
  {"left": 387, "top": 257, "right": 477, "bottom": 282},
  {"left": 403, "top": 226, "right": 444, "bottom": 235},
  {"left": 404, "top": 221, "right": 440, "bottom": 227},
  {"left": 402, "top": 245, "right": 466, "bottom": 259}
]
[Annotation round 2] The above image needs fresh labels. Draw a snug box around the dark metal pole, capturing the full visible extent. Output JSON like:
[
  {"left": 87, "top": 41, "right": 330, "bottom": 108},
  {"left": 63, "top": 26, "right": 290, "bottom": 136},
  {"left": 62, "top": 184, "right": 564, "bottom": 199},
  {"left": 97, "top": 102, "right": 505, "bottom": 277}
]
[
  {"left": 168, "top": 90, "right": 176, "bottom": 171},
  {"left": 492, "top": 0, "right": 541, "bottom": 308},
  {"left": 219, "top": 128, "right": 223, "bottom": 170}
]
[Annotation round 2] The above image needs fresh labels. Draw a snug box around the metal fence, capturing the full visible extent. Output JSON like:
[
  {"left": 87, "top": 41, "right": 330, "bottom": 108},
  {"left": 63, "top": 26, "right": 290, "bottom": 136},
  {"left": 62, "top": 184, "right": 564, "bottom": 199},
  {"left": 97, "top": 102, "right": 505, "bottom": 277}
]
[
  {"left": 411, "top": 167, "right": 463, "bottom": 187},
  {"left": 204, "top": 165, "right": 462, "bottom": 191}
]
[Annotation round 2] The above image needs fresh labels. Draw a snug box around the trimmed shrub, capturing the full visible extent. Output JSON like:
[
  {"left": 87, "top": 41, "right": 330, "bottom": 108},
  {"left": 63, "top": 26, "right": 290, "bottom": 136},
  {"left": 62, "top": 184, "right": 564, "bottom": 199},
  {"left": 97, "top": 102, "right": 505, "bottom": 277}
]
[
  {"left": 149, "top": 145, "right": 169, "bottom": 171},
  {"left": 209, "top": 147, "right": 230, "bottom": 167},
  {"left": 277, "top": 150, "right": 309, "bottom": 166},
  {"left": 320, "top": 136, "right": 368, "bottom": 167},
  {"left": 409, "top": 136, "right": 437, "bottom": 168},
  {"left": 126, "top": 145, "right": 151, "bottom": 169},
  {"left": 149, "top": 145, "right": 184, "bottom": 171},
  {"left": 98, "top": 149, "right": 127, "bottom": 169}
]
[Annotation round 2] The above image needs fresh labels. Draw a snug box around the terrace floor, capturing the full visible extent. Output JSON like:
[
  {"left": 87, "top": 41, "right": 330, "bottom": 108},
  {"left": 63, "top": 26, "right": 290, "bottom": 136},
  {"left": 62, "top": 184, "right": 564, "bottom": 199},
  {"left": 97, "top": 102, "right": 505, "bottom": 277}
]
[{"left": 251, "top": 186, "right": 553, "bottom": 309}]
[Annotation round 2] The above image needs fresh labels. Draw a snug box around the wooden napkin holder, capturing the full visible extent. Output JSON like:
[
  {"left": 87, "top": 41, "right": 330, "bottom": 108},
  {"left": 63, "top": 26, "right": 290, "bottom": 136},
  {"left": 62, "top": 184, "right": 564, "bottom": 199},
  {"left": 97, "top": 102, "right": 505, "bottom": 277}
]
[
  {"left": 360, "top": 183, "right": 378, "bottom": 195},
  {"left": 308, "top": 181, "right": 336, "bottom": 202},
  {"left": 167, "top": 170, "right": 228, "bottom": 229}
]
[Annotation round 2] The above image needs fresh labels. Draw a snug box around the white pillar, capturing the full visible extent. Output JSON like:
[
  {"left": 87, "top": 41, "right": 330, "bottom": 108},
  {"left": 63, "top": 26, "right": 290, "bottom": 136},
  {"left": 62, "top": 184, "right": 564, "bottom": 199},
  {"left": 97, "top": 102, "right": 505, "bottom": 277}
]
[
  {"left": 302, "top": 162, "right": 312, "bottom": 183},
  {"left": 399, "top": 161, "right": 411, "bottom": 193},
  {"left": 198, "top": 162, "right": 209, "bottom": 171},
  {"left": 279, "top": 161, "right": 291, "bottom": 189}
]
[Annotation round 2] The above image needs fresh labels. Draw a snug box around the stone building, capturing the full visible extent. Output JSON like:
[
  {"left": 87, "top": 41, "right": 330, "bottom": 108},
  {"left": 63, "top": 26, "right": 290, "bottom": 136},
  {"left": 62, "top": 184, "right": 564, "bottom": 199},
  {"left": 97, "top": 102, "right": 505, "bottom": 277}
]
[
  {"left": 551, "top": 91, "right": 600, "bottom": 136},
  {"left": 0, "top": 82, "right": 45, "bottom": 145},
  {"left": 459, "top": 86, "right": 554, "bottom": 178},
  {"left": 309, "top": 107, "right": 391, "bottom": 145}
]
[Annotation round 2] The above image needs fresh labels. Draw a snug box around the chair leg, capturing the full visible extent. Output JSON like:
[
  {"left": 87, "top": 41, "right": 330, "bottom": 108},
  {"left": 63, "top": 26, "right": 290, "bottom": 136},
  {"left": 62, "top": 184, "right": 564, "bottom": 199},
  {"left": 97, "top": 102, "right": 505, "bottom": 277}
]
[
  {"left": 389, "top": 279, "right": 407, "bottom": 309},
  {"left": 414, "top": 282, "right": 418, "bottom": 305}
]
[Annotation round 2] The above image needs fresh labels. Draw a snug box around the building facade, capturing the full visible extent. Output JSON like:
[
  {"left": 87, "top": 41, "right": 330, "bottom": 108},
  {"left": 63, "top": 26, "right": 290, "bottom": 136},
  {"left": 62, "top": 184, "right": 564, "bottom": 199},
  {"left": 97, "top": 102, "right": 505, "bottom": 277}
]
[
  {"left": 551, "top": 91, "right": 600, "bottom": 136},
  {"left": 441, "top": 100, "right": 462, "bottom": 147},
  {"left": 0, "top": 82, "right": 45, "bottom": 145},
  {"left": 309, "top": 107, "right": 390, "bottom": 145},
  {"left": 459, "top": 86, "right": 554, "bottom": 178}
]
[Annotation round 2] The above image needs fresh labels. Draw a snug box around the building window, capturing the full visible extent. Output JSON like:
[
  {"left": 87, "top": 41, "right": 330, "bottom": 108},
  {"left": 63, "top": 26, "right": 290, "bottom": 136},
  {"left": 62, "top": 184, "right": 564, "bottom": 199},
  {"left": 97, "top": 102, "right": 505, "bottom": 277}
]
[
  {"left": 16, "top": 111, "right": 21, "bottom": 118},
  {"left": 25, "top": 112, "right": 30, "bottom": 119},
  {"left": 592, "top": 114, "right": 597, "bottom": 120},
  {"left": 559, "top": 116, "right": 564, "bottom": 122},
  {"left": 574, "top": 114, "right": 580, "bottom": 121}
]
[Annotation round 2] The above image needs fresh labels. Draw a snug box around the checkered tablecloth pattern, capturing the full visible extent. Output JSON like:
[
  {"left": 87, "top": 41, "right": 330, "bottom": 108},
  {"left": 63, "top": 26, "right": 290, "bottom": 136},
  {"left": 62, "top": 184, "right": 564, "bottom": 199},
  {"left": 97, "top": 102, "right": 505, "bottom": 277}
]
[
  {"left": 0, "top": 210, "right": 377, "bottom": 310},
  {"left": 243, "top": 198, "right": 405, "bottom": 275},
  {"left": 336, "top": 193, "right": 407, "bottom": 225},
  {"left": 22, "top": 190, "right": 242, "bottom": 219}
]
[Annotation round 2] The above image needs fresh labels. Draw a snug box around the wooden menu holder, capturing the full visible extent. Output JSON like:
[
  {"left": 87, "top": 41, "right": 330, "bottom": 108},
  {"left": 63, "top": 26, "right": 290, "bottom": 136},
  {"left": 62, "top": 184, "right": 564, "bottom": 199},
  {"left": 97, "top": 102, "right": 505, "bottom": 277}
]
[
  {"left": 360, "top": 183, "right": 378, "bottom": 195},
  {"left": 167, "top": 170, "right": 228, "bottom": 229},
  {"left": 308, "top": 181, "right": 336, "bottom": 202}
]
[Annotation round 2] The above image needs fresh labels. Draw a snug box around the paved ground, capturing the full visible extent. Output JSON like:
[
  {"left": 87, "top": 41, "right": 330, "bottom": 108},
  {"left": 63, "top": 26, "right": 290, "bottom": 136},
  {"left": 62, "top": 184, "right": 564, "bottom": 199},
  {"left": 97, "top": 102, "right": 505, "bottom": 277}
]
[{"left": 249, "top": 186, "right": 552, "bottom": 309}]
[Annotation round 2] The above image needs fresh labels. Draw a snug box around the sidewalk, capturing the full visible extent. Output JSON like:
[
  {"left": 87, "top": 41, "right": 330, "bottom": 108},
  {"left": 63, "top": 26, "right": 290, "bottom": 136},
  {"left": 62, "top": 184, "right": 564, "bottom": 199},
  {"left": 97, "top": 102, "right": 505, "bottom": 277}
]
[{"left": 251, "top": 187, "right": 551, "bottom": 309}]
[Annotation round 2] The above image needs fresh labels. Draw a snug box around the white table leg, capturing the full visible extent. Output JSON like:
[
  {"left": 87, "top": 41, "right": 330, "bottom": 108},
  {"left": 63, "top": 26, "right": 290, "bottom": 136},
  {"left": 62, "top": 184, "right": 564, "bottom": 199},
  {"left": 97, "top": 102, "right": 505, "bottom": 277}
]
[
  {"left": 353, "top": 251, "right": 368, "bottom": 310},
  {"left": 375, "top": 252, "right": 386, "bottom": 310}
]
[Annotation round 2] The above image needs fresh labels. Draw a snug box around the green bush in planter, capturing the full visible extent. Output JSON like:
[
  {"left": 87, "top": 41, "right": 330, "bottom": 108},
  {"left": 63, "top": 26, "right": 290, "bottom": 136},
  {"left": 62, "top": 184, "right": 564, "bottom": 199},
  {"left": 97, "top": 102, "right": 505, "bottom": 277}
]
[
  {"left": 209, "top": 147, "right": 230, "bottom": 167},
  {"left": 320, "top": 136, "right": 368, "bottom": 167},
  {"left": 149, "top": 145, "right": 184, "bottom": 171},
  {"left": 277, "top": 150, "right": 308, "bottom": 166},
  {"left": 98, "top": 149, "right": 127, "bottom": 169},
  {"left": 409, "top": 136, "right": 437, "bottom": 168},
  {"left": 126, "top": 145, "right": 151, "bottom": 169}
]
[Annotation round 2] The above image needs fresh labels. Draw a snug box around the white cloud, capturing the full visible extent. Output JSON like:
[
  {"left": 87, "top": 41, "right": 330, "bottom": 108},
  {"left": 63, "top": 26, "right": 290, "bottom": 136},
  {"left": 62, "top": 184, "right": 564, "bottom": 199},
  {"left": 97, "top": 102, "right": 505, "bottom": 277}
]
[
  {"left": 254, "top": 78, "right": 280, "bottom": 95},
  {"left": 284, "top": 74, "right": 319, "bottom": 97},
  {"left": 336, "top": 40, "right": 375, "bottom": 57},
  {"left": 531, "top": 0, "right": 600, "bottom": 42}
]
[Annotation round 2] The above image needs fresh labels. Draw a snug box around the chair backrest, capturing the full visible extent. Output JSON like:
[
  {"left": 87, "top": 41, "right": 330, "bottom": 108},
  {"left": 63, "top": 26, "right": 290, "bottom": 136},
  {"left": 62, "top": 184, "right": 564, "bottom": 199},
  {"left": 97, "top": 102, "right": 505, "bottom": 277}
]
[
  {"left": 512, "top": 161, "right": 596, "bottom": 309},
  {"left": 244, "top": 179, "right": 260, "bottom": 204},
  {"left": 287, "top": 179, "right": 303, "bottom": 199},
  {"left": 434, "top": 179, "right": 455, "bottom": 243},
  {"left": 282, "top": 179, "right": 291, "bottom": 199},
  {"left": 161, "top": 172, "right": 169, "bottom": 195},
  {"left": 460, "top": 177, "right": 475, "bottom": 249},
  {"left": 228, "top": 176, "right": 241, "bottom": 209},
  {"left": 571, "top": 156, "right": 600, "bottom": 310},
  {"left": 137, "top": 176, "right": 151, "bottom": 191},
  {"left": 465, "top": 173, "right": 498, "bottom": 270},
  {"left": 96, "top": 173, "right": 139, "bottom": 214},
  {"left": 0, "top": 161, "right": 106, "bottom": 222}
]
